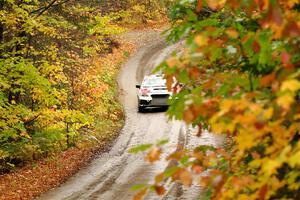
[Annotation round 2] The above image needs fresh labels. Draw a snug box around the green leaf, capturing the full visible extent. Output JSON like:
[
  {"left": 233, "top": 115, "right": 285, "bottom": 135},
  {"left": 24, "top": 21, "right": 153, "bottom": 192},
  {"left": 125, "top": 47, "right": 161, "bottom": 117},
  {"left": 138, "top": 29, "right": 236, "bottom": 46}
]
[
  {"left": 128, "top": 144, "right": 153, "bottom": 154},
  {"left": 130, "top": 184, "right": 148, "bottom": 191},
  {"left": 157, "top": 139, "right": 169, "bottom": 146},
  {"left": 163, "top": 166, "right": 178, "bottom": 178}
]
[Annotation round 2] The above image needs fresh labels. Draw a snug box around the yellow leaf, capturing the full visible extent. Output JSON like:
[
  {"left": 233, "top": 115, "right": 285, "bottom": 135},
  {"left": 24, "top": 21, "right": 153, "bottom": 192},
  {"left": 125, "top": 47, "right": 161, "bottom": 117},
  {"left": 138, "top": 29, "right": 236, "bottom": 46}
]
[
  {"left": 262, "top": 159, "right": 282, "bottom": 176},
  {"left": 288, "top": 150, "right": 300, "bottom": 167},
  {"left": 293, "top": 114, "right": 300, "bottom": 120},
  {"left": 287, "top": 0, "right": 299, "bottom": 8},
  {"left": 236, "top": 131, "right": 255, "bottom": 151},
  {"left": 20, "top": 132, "right": 31, "bottom": 139},
  {"left": 219, "top": 99, "right": 235, "bottom": 115},
  {"left": 276, "top": 93, "right": 294, "bottom": 109},
  {"left": 263, "top": 107, "right": 274, "bottom": 120},
  {"left": 195, "top": 35, "right": 208, "bottom": 47},
  {"left": 280, "top": 79, "right": 300, "bottom": 92}
]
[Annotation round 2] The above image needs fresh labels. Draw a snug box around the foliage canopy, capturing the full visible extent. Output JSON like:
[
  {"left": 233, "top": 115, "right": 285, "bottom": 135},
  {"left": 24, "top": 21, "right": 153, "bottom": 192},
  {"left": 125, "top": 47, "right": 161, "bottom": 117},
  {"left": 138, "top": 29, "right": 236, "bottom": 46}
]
[
  {"left": 133, "top": 0, "right": 300, "bottom": 199},
  {"left": 0, "top": 0, "right": 168, "bottom": 172}
]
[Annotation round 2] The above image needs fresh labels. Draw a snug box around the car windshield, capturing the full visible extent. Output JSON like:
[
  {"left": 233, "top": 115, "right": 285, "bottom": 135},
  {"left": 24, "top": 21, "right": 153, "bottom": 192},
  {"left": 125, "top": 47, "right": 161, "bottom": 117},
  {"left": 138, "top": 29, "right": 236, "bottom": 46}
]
[{"left": 142, "top": 77, "right": 166, "bottom": 87}]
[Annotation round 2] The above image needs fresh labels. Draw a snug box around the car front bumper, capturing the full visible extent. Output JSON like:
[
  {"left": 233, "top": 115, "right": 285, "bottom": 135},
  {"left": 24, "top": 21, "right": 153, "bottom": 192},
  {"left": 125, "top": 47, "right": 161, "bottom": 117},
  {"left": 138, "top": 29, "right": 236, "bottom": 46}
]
[{"left": 138, "top": 94, "right": 170, "bottom": 107}]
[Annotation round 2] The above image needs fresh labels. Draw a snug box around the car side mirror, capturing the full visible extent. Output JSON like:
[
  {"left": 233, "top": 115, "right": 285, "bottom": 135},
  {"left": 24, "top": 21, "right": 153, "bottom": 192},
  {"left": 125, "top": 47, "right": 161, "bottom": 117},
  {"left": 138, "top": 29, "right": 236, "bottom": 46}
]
[{"left": 136, "top": 85, "right": 141, "bottom": 89}]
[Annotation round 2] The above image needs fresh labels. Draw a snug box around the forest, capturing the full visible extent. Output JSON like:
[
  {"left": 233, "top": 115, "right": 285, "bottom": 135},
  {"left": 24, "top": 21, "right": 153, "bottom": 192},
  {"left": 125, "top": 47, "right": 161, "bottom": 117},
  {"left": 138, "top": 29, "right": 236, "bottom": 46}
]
[
  {"left": 0, "top": 0, "right": 168, "bottom": 172},
  {"left": 1, "top": 0, "right": 300, "bottom": 200},
  {"left": 134, "top": 0, "right": 300, "bottom": 199}
]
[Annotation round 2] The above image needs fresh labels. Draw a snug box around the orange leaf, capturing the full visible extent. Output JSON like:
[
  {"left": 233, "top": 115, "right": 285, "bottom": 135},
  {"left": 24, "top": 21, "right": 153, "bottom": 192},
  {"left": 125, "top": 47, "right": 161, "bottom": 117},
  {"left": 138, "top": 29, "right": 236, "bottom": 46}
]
[
  {"left": 189, "top": 67, "right": 201, "bottom": 79},
  {"left": 260, "top": 72, "right": 276, "bottom": 87},
  {"left": 183, "top": 108, "right": 195, "bottom": 123},
  {"left": 254, "top": 0, "right": 269, "bottom": 10},
  {"left": 226, "top": 28, "right": 239, "bottom": 38},
  {"left": 206, "top": 0, "right": 226, "bottom": 11},
  {"left": 133, "top": 188, "right": 148, "bottom": 200},
  {"left": 192, "top": 165, "right": 203, "bottom": 174},
  {"left": 179, "top": 170, "right": 192, "bottom": 187},
  {"left": 195, "top": 35, "right": 208, "bottom": 47},
  {"left": 196, "top": 0, "right": 203, "bottom": 12},
  {"left": 165, "top": 75, "right": 174, "bottom": 91},
  {"left": 283, "top": 21, "right": 300, "bottom": 38},
  {"left": 155, "top": 173, "right": 164, "bottom": 184},
  {"left": 167, "top": 150, "right": 185, "bottom": 161},
  {"left": 202, "top": 79, "right": 215, "bottom": 90},
  {"left": 259, "top": 184, "right": 268, "bottom": 200},
  {"left": 264, "top": 4, "right": 283, "bottom": 27},
  {"left": 154, "top": 185, "right": 166, "bottom": 195},
  {"left": 145, "top": 147, "right": 161, "bottom": 163},
  {"left": 166, "top": 57, "right": 179, "bottom": 69},
  {"left": 199, "top": 176, "right": 211, "bottom": 188}
]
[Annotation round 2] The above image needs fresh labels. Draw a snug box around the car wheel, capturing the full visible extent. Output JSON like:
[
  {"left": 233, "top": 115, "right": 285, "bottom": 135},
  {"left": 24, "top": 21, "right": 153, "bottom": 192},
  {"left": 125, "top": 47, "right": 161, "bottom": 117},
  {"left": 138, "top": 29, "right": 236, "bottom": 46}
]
[{"left": 138, "top": 106, "right": 144, "bottom": 112}]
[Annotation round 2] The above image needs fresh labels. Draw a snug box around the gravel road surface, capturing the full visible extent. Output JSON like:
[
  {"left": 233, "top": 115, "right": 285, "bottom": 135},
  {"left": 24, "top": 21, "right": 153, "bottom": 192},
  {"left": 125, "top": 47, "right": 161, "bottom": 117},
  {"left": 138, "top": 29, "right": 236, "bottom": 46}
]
[
  {"left": 37, "top": 30, "right": 185, "bottom": 200},
  {"left": 37, "top": 30, "right": 223, "bottom": 200}
]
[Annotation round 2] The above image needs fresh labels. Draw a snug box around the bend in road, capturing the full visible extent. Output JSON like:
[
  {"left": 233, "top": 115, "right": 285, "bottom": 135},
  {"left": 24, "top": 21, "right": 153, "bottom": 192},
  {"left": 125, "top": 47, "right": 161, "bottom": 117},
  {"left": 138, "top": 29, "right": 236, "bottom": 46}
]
[{"left": 37, "top": 31, "right": 184, "bottom": 200}]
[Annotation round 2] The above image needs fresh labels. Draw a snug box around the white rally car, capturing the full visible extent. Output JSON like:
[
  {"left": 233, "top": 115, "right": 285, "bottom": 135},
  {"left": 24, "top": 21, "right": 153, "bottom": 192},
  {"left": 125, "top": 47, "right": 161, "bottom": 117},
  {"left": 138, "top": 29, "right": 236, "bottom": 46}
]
[{"left": 136, "top": 75, "right": 172, "bottom": 112}]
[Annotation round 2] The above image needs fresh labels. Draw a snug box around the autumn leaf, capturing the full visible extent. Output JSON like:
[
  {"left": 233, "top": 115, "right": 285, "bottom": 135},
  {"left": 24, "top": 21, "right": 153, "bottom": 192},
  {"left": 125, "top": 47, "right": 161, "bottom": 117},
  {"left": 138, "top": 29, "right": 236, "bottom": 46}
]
[
  {"left": 258, "top": 184, "right": 268, "bottom": 199},
  {"left": 283, "top": 21, "right": 300, "bottom": 37},
  {"left": 133, "top": 188, "right": 148, "bottom": 200},
  {"left": 281, "top": 52, "right": 294, "bottom": 69},
  {"left": 195, "top": 35, "right": 209, "bottom": 47},
  {"left": 155, "top": 173, "right": 164, "bottom": 184},
  {"left": 280, "top": 79, "right": 300, "bottom": 92},
  {"left": 277, "top": 93, "right": 294, "bottom": 110},
  {"left": 165, "top": 75, "right": 174, "bottom": 91},
  {"left": 262, "top": 159, "right": 282, "bottom": 176},
  {"left": 154, "top": 185, "right": 166, "bottom": 195},
  {"left": 129, "top": 144, "right": 153, "bottom": 154},
  {"left": 206, "top": 0, "right": 226, "bottom": 11},
  {"left": 226, "top": 28, "right": 239, "bottom": 38},
  {"left": 166, "top": 57, "right": 179, "bottom": 69},
  {"left": 252, "top": 40, "right": 261, "bottom": 53},
  {"left": 260, "top": 72, "right": 276, "bottom": 87},
  {"left": 254, "top": 0, "right": 269, "bottom": 10},
  {"left": 179, "top": 169, "right": 192, "bottom": 187},
  {"left": 189, "top": 67, "right": 201, "bottom": 80},
  {"left": 192, "top": 165, "right": 203, "bottom": 174},
  {"left": 183, "top": 108, "right": 196, "bottom": 123},
  {"left": 199, "top": 176, "right": 211, "bottom": 188},
  {"left": 196, "top": 0, "right": 203, "bottom": 12},
  {"left": 144, "top": 147, "right": 161, "bottom": 163},
  {"left": 264, "top": 4, "right": 283, "bottom": 27}
]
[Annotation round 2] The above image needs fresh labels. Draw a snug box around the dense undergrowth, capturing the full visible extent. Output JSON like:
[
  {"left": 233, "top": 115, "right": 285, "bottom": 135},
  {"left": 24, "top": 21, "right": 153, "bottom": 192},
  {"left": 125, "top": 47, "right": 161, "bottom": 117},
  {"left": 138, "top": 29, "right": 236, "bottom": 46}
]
[{"left": 0, "top": 0, "right": 170, "bottom": 173}]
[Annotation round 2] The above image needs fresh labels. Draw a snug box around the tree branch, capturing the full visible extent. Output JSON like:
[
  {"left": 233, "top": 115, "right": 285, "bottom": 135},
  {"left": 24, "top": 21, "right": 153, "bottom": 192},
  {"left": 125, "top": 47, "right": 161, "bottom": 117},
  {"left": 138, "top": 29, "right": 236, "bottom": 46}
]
[{"left": 31, "top": 0, "right": 71, "bottom": 17}]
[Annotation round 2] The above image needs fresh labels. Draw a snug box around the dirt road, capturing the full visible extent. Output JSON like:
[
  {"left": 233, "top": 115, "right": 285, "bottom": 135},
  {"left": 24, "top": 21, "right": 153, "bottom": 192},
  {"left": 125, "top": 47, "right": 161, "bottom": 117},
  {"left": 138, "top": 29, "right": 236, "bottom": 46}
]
[
  {"left": 37, "top": 31, "right": 185, "bottom": 200},
  {"left": 37, "top": 30, "right": 223, "bottom": 200}
]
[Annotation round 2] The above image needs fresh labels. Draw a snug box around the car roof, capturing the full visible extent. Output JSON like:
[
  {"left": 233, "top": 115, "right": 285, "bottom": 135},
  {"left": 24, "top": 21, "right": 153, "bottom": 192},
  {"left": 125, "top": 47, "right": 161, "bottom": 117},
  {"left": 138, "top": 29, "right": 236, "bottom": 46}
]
[{"left": 143, "top": 74, "right": 164, "bottom": 79}]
